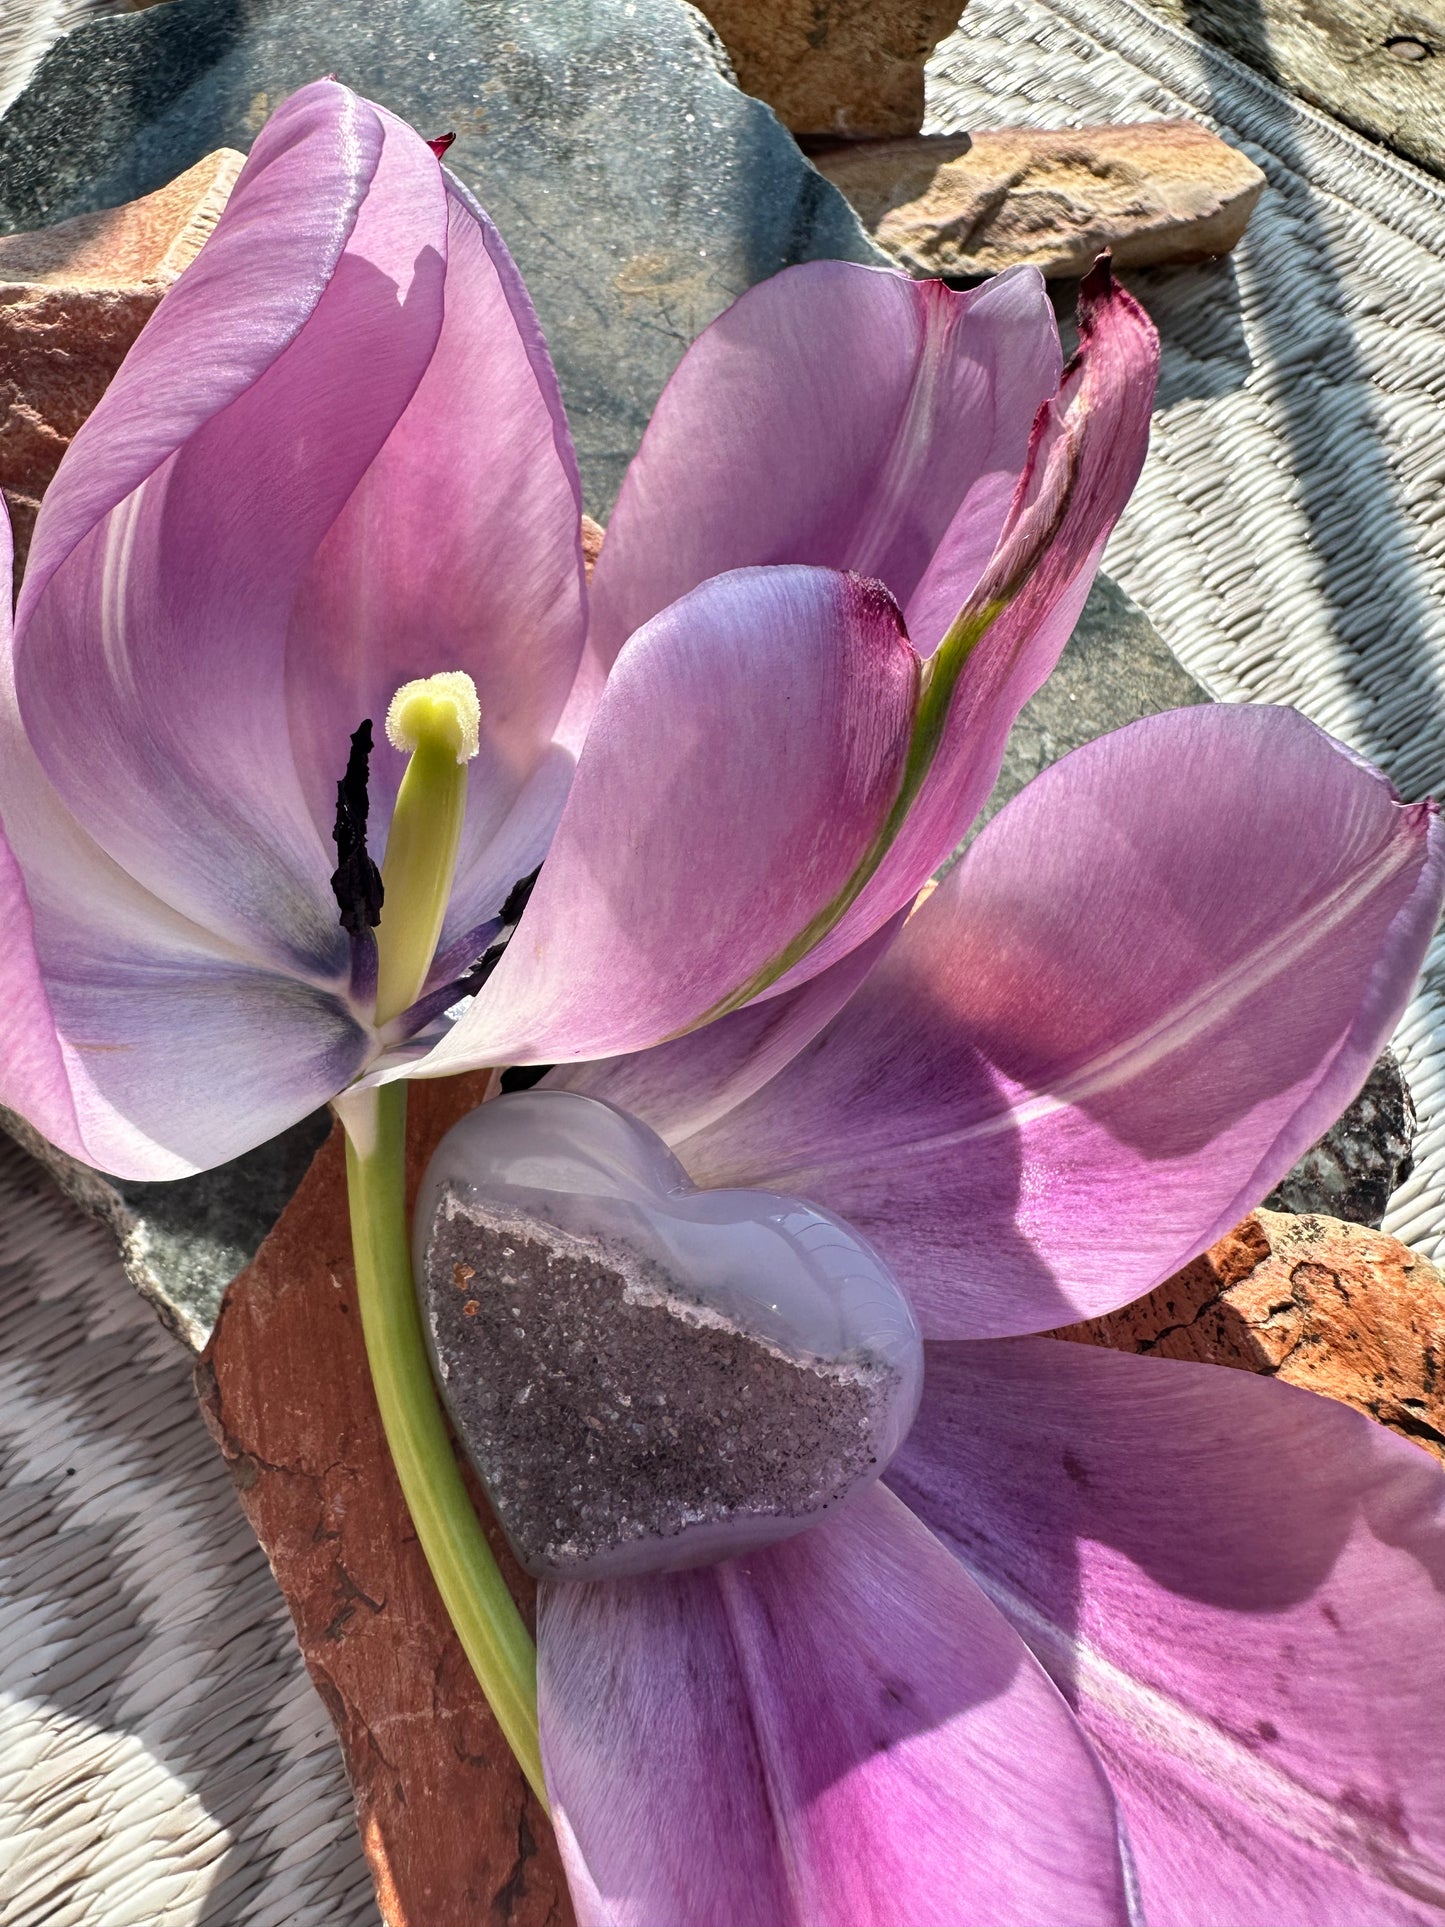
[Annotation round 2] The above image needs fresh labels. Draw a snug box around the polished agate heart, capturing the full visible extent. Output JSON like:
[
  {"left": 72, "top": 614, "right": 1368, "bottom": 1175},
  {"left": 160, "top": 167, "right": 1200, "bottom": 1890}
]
[{"left": 415, "top": 1090, "right": 924, "bottom": 1581}]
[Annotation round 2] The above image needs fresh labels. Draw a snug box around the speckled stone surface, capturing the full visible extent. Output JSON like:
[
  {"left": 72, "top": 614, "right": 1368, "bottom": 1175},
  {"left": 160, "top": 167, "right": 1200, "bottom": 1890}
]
[
  {"left": 1265, "top": 1048, "right": 1416, "bottom": 1226},
  {"left": 0, "top": 0, "right": 886, "bottom": 516},
  {"left": 1, "top": 1101, "right": 331, "bottom": 1349},
  {"left": 423, "top": 1194, "right": 902, "bottom": 1579},
  {"left": 1132, "top": 0, "right": 1445, "bottom": 181}
]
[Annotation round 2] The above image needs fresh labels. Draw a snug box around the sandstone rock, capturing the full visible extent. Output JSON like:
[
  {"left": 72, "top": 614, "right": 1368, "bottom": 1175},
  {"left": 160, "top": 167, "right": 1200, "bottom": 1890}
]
[
  {"left": 695, "top": 0, "right": 968, "bottom": 139},
  {"left": 815, "top": 121, "right": 1265, "bottom": 278},
  {"left": 196, "top": 1072, "right": 574, "bottom": 1927},
  {"left": 1055, "top": 1209, "right": 1445, "bottom": 1462},
  {"left": 1, "top": 146, "right": 242, "bottom": 586}
]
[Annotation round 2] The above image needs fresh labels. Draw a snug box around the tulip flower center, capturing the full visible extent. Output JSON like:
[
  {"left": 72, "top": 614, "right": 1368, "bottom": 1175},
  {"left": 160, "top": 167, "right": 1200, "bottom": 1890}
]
[{"left": 373, "top": 672, "right": 481, "bottom": 1027}]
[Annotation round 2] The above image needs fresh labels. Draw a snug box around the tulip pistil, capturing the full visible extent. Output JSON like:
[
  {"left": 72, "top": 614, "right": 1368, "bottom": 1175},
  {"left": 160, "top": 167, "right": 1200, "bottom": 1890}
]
[{"left": 373, "top": 672, "right": 481, "bottom": 1027}]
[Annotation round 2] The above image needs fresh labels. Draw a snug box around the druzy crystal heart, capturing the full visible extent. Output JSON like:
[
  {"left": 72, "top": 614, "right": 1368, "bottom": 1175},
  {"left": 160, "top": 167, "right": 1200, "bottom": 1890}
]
[{"left": 414, "top": 1091, "right": 924, "bottom": 1580}]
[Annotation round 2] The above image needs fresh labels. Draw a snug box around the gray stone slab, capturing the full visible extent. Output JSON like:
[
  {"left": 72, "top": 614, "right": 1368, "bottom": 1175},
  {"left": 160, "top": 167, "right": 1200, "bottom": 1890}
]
[
  {"left": 0, "top": 1100, "right": 330, "bottom": 1348},
  {"left": 1264, "top": 1048, "right": 1416, "bottom": 1226},
  {"left": 1134, "top": 0, "right": 1445, "bottom": 181},
  {"left": 0, "top": 0, "right": 887, "bottom": 515}
]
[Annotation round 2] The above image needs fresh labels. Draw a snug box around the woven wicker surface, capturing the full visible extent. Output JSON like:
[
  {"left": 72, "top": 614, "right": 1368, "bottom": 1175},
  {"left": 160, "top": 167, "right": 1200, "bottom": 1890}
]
[
  {"left": 932, "top": 0, "right": 1445, "bottom": 1261},
  {"left": 0, "top": 1141, "right": 375, "bottom": 1925},
  {"left": 3, "top": 2, "right": 1444, "bottom": 1921}
]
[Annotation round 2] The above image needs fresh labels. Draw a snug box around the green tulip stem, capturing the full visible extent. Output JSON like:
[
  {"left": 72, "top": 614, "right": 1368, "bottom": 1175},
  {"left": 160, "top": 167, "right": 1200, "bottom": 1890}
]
[{"left": 337, "top": 1078, "right": 547, "bottom": 1808}]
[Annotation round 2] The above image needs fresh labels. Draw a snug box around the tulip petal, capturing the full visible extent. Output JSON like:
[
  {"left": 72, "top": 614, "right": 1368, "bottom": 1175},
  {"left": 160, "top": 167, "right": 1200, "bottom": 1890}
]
[
  {"left": 411, "top": 566, "right": 919, "bottom": 1072},
  {"left": 40, "top": 945, "right": 366, "bottom": 1180},
  {"left": 284, "top": 174, "right": 588, "bottom": 951},
  {"left": 588, "top": 261, "right": 1061, "bottom": 672},
  {"left": 0, "top": 505, "right": 83, "bottom": 1162},
  {"left": 890, "top": 1338, "right": 1445, "bottom": 1927},
  {"left": 539, "top": 1482, "right": 1133, "bottom": 1927},
  {"left": 12, "top": 82, "right": 448, "bottom": 974},
  {"left": 0, "top": 760, "right": 368, "bottom": 1183},
  {"left": 753, "top": 262, "right": 1160, "bottom": 997},
  {"left": 0, "top": 498, "right": 367, "bottom": 1179},
  {"left": 0, "top": 823, "right": 83, "bottom": 1161},
  {"left": 666, "top": 705, "right": 1444, "bottom": 1338},
  {"left": 544, "top": 906, "right": 906, "bottom": 1142}
]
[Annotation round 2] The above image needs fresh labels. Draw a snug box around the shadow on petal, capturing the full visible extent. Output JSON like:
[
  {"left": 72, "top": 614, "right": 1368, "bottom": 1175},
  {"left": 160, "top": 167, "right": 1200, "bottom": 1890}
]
[
  {"left": 540, "top": 1482, "right": 1133, "bottom": 1927},
  {"left": 891, "top": 1339, "right": 1445, "bottom": 1926}
]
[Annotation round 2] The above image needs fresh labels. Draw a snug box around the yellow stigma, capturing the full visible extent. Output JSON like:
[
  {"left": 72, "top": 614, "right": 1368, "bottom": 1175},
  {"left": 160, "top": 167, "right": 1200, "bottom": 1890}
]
[
  {"left": 373, "top": 671, "right": 481, "bottom": 1027},
  {"left": 385, "top": 671, "right": 481, "bottom": 764}
]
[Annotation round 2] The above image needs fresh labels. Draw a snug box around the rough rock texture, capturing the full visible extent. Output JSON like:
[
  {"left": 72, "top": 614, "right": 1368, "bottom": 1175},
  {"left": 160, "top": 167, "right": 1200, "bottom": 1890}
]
[
  {"left": 0, "top": 0, "right": 886, "bottom": 517},
  {"left": 1055, "top": 1209, "right": 1445, "bottom": 1463},
  {"left": 694, "top": 0, "right": 967, "bottom": 138},
  {"left": 1135, "top": 0, "right": 1445, "bottom": 181},
  {"left": 0, "top": 0, "right": 146, "bottom": 119},
  {"left": 815, "top": 121, "right": 1265, "bottom": 278},
  {"left": 1264, "top": 1048, "right": 1416, "bottom": 1225},
  {"left": 0, "top": 1099, "right": 331, "bottom": 1349},
  {"left": 421, "top": 1194, "right": 899, "bottom": 1579},
  {"left": 196, "top": 1072, "right": 574, "bottom": 1927},
  {"left": 1, "top": 146, "right": 242, "bottom": 584}
]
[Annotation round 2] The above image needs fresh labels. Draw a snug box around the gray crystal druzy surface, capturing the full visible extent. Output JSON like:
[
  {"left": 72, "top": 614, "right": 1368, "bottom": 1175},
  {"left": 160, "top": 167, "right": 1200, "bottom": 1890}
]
[
  {"left": 416, "top": 1091, "right": 924, "bottom": 1579},
  {"left": 424, "top": 1195, "right": 905, "bottom": 1580}
]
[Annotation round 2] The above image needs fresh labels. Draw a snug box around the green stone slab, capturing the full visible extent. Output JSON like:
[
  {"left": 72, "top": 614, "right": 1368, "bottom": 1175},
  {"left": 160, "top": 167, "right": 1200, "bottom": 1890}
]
[{"left": 0, "top": 0, "right": 886, "bottom": 515}]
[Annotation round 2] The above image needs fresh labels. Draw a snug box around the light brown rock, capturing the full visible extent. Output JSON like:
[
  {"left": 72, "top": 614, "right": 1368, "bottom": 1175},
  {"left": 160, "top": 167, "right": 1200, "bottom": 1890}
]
[
  {"left": 1054, "top": 1210, "right": 1445, "bottom": 1462},
  {"left": 196, "top": 1074, "right": 573, "bottom": 1927},
  {"left": 695, "top": 0, "right": 968, "bottom": 139},
  {"left": 815, "top": 121, "right": 1265, "bottom": 277},
  {"left": 1, "top": 147, "right": 243, "bottom": 586}
]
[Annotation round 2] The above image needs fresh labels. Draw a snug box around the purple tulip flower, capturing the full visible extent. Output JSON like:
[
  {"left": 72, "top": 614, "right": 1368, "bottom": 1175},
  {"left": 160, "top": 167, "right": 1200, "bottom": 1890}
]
[
  {"left": 2, "top": 79, "right": 1444, "bottom": 1927},
  {"left": 541, "top": 703, "right": 1445, "bottom": 1925},
  {"left": 0, "top": 79, "right": 1155, "bottom": 1175}
]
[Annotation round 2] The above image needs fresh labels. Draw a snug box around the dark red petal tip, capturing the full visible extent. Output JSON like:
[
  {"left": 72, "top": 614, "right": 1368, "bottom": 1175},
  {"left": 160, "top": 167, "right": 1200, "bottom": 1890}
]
[
  {"left": 427, "top": 132, "right": 457, "bottom": 159},
  {"left": 1078, "top": 251, "right": 1115, "bottom": 306}
]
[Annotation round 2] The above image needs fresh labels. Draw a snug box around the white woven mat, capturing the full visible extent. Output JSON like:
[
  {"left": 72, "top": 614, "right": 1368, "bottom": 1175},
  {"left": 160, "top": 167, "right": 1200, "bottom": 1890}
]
[
  {"left": 5, "top": 3, "right": 1445, "bottom": 1921},
  {"left": 0, "top": 1141, "right": 376, "bottom": 1926},
  {"left": 931, "top": 0, "right": 1445, "bottom": 1259}
]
